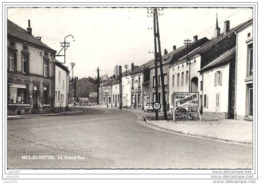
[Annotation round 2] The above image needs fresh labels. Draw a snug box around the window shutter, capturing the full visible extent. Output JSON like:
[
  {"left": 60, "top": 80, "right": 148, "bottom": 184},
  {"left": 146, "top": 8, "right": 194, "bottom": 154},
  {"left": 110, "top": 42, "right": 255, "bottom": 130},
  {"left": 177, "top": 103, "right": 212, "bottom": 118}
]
[
  {"left": 219, "top": 71, "right": 222, "bottom": 86},
  {"left": 214, "top": 72, "right": 217, "bottom": 86}
]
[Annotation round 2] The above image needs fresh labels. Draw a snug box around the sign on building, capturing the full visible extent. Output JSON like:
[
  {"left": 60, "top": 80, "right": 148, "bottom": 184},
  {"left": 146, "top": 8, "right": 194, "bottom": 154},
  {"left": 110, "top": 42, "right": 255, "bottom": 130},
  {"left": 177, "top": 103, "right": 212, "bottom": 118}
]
[{"left": 172, "top": 92, "right": 199, "bottom": 121}]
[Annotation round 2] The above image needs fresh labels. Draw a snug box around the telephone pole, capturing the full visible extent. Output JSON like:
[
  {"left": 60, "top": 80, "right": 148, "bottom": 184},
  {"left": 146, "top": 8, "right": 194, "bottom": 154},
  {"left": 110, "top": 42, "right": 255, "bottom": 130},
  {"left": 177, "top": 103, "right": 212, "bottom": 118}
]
[
  {"left": 149, "top": 8, "right": 167, "bottom": 120},
  {"left": 119, "top": 66, "right": 122, "bottom": 110},
  {"left": 97, "top": 67, "right": 100, "bottom": 105}
]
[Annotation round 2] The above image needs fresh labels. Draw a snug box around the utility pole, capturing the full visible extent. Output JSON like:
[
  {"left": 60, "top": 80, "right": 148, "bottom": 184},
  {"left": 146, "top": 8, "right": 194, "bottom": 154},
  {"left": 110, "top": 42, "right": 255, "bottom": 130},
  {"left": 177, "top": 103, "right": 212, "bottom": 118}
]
[
  {"left": 156, "top": 8, "right": 168, "bottom": 120},
  {"left": 97, "top": 67, "right": 100, "bottom": 105},
  {"left": 56, "top": 35, "right": 75, "bottom": 64},
  {"left": 149, "top": 8, "right": 167, "bottom": 120},
  {"left": 184, "top": 39, "right": 192, "bottom": 92},
  {"left": 119, "top": 66, "right": 122, "bottom": 109},
  {"left": 74, "top": 77, "right": 78, "bottom": 105},
  {"left": 152, "top": 8, "right": 159, "bottom": 120}
]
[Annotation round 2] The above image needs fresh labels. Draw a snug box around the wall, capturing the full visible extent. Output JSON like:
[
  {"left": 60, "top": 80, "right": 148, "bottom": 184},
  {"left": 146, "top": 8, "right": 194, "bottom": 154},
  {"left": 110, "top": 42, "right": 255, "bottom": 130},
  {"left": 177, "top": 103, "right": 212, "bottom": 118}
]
[
  {"left": 112, "top": 83, "right": 120, "bottom": 107},
  {"left": 236, "top": 24, "right": 253, "bottom": 120},
  {"left": 122, "top": 75, "right": 132, "bottom": 108},
  {"left": 202, "top": 63, "right": 230, "bottom": 119},
  {"left": 131, "top": 73, "right": 143, "bottom": 109},
  {"left": 169, "top": 55, "right": 202, "bottom": 107},
  {"left": 55, "top": 65, "right": 68, "bottom": 108}
]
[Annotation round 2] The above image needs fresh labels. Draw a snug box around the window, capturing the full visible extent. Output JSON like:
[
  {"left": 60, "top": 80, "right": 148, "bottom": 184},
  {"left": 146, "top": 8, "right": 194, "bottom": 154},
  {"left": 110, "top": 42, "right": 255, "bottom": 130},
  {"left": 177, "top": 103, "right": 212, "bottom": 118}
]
[
  {"left": 132, "top": 78, "right": 134, "bottom": 88},
  {"left": 22, "top": 54, "right": 29, "bottom": 74},
  {"left": 8, "top": 84, "right": 28, "bottom": 104},
  {"left": 153, "top": 93, "right": 156, "bottom": 103},
  {"left": 186, "top": 71, "right": 189, "bottom": 84},
  {"left": 43, "top": 60, "right": 49, "bottom": 77},
  {"left": 59, "top": 71, "right": 61, "bottom": 83},
  {"left": 118, "top": 94, "right": 120, "bottom": 103},
  {"left": 247, "top": 85, "right": 253, "bottom": 116},
  {"left": 172, "top": 75, "right": 175, "bottom": 87},
  {"left": 181, "top": 72, "right": 184, "bottom": 86},
  {"left": 200, "top": 81, "right": 203, "bottom": 91},
  {"left": 8, "top": 52, "right": 15, "bottom": 71},
  {"left": 138, "top": 94, "right": 141, "bottom": 104},
  {"left": 153, "top": 76, "right": 156, "bottom": 87},
  {"left": 109, "top": 97, "right": 111, "bottom": 103},
  {"left": 58, "top": 91, "right": 60, "bottom": 103},
  {"left": 214, "top": 71, "right": 222, "bottom": 86},
  {"left": 63, "top": 80, "right": 65, "bottom": 90},
  {"left": 163, "top": 74, "right": 167, "bottom": 86},
  {"left": 55, "top": 91, "right": 57, "bottom": 103},
  {"left": 177, "top": 73, "right": 180, "bottom": 86},
  {"left": 204, "top": 94, "right": 208, "bottom": 108},
  {"left": 216, "top": 93, "right": 220, "bottom": 107},
  {"left": 248, "top": 44, "right": 253, "bottom": 76},
  {"left": 43, "top": 87, "right": 49, "bottom": 104},
  {"left": 138, "top": 76, "right": 141, "bottom": 87}
]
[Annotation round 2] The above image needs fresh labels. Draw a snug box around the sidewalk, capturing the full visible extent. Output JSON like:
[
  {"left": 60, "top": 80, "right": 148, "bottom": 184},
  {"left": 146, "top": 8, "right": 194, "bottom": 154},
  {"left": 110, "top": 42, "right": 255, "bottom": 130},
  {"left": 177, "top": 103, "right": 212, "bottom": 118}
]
[
  {"left": 7, "top": 108, "right": 83, "bottom": 120},
  {"left": 127, "top": 109, "right": 252, "bottom": 145}
]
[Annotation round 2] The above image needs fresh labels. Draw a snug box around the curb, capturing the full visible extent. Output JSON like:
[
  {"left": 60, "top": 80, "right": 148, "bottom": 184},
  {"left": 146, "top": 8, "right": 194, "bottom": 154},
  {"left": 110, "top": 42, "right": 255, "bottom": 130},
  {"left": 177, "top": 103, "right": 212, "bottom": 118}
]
[
  {"left": 143, "top": 115, "right": 252, "bottom": 146},
  {"left": 40, "top": 110, "right": 83, "bottom": 116}
]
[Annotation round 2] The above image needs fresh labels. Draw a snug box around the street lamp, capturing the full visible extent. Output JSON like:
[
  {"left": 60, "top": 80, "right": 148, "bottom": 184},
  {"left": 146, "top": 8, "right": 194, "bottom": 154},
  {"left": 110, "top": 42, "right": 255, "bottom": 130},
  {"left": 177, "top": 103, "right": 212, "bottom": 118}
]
[
  {"left": 184, "top": 39, "right": 191, "bottom": 92},
  {"left": 56, "top": 34, "right": 75, "bottom": 64}
]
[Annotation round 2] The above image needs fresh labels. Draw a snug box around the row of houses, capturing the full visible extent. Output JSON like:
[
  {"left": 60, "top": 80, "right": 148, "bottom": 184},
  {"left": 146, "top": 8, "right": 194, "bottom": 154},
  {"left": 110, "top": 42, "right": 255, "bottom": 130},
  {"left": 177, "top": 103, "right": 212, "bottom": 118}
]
[
  {"left": 99, "top": 18, "right": 253, "bottom": 121},
  {"left": 7, "top": 19, "right": 70, "bottom": 115}
]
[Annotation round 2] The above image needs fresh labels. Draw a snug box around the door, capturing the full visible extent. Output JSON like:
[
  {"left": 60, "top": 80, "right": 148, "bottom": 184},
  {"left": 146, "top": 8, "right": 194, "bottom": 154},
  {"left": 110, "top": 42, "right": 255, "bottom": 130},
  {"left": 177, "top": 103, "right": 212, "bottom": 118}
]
[{"left": 33, "top": 86, "right": 39, "bottom": 109}]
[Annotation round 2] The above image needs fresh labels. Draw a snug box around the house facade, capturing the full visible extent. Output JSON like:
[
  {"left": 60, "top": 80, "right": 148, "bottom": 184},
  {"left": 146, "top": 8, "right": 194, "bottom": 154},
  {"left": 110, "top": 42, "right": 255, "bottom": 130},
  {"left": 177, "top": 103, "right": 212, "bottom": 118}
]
[
  {"left": 111, "top": 80, "right": 120, "bottom": 108},
  {"left": 122, "top": 70, "right": 132, "bottom": 108},
  {"left": 235, "top": 19, "right": 253, "bottom": 120},
  {"left": 8, "top": 19, "right": 56, "bottom": 115},
  {"left": 54, "top": 61, "right": 70, "bottom": 111}
]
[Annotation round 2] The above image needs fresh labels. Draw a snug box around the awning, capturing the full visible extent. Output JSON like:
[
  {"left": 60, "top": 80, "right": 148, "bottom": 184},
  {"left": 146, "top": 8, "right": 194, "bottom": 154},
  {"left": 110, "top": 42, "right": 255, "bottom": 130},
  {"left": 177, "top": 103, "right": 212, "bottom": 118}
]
[{"left": 9, "top": 83, "right": 26, "bottom": 89}]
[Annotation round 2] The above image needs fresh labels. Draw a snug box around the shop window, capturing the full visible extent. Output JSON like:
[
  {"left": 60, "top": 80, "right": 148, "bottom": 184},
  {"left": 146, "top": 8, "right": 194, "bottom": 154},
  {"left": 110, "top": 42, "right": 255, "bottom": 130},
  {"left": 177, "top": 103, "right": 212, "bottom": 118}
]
[{"left": 8, "top": 84, "right": 28, "bottom": 104}]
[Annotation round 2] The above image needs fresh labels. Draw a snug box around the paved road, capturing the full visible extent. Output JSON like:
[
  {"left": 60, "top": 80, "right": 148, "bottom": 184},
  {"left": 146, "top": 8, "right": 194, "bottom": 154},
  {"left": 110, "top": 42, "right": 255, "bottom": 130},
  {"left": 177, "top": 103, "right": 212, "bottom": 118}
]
[{"left": 7, "top": 107, "right": 252, "bottom": 169}]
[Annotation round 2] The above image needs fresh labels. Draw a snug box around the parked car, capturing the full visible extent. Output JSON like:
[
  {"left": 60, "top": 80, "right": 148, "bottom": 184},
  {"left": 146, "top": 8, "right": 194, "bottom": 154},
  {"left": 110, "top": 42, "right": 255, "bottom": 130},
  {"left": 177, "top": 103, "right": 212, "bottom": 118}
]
[{"left": 144, "top": 103, "right": 154, "bottom": 112}]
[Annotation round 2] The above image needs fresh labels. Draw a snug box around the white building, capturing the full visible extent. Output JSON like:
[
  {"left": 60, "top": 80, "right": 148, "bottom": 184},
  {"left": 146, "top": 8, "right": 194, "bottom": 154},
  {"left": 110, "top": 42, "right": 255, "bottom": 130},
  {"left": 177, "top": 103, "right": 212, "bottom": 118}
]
[
  {"left": 235, "top": 19, "right": 253, "bottom": 120},
  {"left": 54, "top": 61, "right": 69, "bottom": 110},
  {"left": 122, "top": 70, "right": 132, "bottom": 108},
  {"left": 111, "top": 80, "right": 120, "bottom": 108},
  {"left": 199, "top": 48, "right": 236, "bottom": 120}
]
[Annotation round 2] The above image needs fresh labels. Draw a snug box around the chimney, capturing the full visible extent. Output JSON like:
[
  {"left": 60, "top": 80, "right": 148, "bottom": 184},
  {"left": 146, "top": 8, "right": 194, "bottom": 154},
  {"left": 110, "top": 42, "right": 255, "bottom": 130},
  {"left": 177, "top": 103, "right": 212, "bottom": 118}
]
[
  {"left": 173, "top": 45, "right": 176, "bottom": 50},
  {"left": 224, "top": 20, "right": 230, "bottom": 34},
  {"left": 164, "top": 49, "right": 168, "bottom": 55},
  {"left": 36, "top": 36, "right": 41, "bottom": 41},
  {"left": 215, "top": 14, "right": 220, "bottom": 37},
  {"left": 193, "top": 35, "right": 198, "bottom": 42},
  {"left": 131, "top": 63, "right": 134, "bottom": 71},
  {"left": 27, "top": 20, "right": 32, "bottom": 34}
]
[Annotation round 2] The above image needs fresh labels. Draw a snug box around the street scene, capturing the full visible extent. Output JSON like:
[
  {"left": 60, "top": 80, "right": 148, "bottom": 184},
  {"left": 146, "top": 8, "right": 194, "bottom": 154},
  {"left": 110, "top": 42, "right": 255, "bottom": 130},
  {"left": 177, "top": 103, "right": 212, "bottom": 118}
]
[
  {"left": 5, "top": 6, "right": 255, "bottom": 182},
  {"left": 8, "top": 106, "right": 252, "bottom": 169}
]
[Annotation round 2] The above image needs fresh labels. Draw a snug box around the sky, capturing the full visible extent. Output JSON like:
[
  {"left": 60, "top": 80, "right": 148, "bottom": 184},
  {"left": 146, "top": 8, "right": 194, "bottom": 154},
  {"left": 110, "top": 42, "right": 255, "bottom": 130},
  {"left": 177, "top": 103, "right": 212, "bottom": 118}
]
[{"left": 7, "top": 6, "right": 253, "bottom": 79}]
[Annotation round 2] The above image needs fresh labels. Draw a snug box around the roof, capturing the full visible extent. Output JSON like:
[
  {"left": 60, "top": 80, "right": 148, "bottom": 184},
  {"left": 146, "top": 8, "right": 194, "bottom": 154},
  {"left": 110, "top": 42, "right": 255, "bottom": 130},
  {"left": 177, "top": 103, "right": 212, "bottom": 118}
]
[
  {"left": 8, "top": 19, "right": 56, "bottom": 52},
  {"left": 236, "top": 19, "right": 253, "bottom": 33},
  {"left": 199, "top": 47, "right": 236, "bottom": 73},
  {"left": 100, "top": 77, "right": 119, "bottom": 87},
  {"left": 188, "top": 19, "right": 253, "bottom": 57},
  {"left": 55, "top": 60, "right": 70, "bottom": 73},
  {"left": 129, "top": 37, "right": 208, "bottom": 75}
]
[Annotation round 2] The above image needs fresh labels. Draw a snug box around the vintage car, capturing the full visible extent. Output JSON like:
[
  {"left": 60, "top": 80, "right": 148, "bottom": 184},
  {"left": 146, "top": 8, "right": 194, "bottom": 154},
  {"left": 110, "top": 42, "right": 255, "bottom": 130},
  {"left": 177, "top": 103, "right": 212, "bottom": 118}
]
[{"left": 144, "top": 103, "right": 154, "bottom": 112}]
